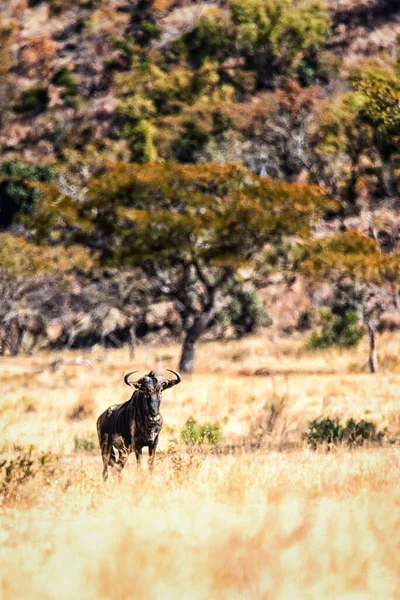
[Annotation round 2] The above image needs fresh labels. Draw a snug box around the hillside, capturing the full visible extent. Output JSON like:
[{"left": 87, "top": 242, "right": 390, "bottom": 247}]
[{"left": 0, "top": 0, "right": 399, "bottom": 162}]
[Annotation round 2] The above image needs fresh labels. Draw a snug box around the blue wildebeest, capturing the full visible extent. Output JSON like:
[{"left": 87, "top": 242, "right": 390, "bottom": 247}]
[{"left": 96, "top": 369, "right": 181, "bottom": 481}]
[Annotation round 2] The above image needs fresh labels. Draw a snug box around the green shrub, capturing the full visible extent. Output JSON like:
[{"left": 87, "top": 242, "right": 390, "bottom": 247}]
[
  {"left": 112, "top": 34, "right": 136, "bottom": 62},
  {"left": 180, "top": 417, "right": 223, "bottom": 445},
  {"left": 216, "top": 288, "right": 272, "bottom": 338},
  {"left": 184, "top": 7, "right": 230, "bottom": 62},
  {"left": 211, "top": 109, "right": 234, "bottom": 135},
  {"left": 170, "top": 38, "right": 188, "bottom": 58},
  {"left": 73, "top": 432, "right": 98, "bottom": 453},
  {"left": 15, "top": 85, "right": 49, "bottom": 114},
  {"left": 0, "top": 159, "right": 54, "bottom": 228},
  {"left": 52, "top": 67, "right": 77, "bottom": 91},
  {"left": 304, "top": 417, "right": 386, "bottom": 450},
  {"left": 174, "top": 119, "right": 210, "bottom": 163},
  {"left": 137, "top": 22, "right": 162, "bottom": 46},
  {"left": 229, "top": 0, "right": 331, "bottom": 87},
  {"left": 306, "top": 308, "right": 364, "bottom": 350},
  {"left": 51, "top": 67, "right": 79, "bottom": 106},
  {"left": 127, "top": 119, "right": 157, "bottom": 162}
]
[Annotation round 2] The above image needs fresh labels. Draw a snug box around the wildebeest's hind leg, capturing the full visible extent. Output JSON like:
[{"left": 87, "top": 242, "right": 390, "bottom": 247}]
[
  {"left": 110, "top": 438, "right": 129, "bottom": 483},
  {"left": 100, "top": 433, "right": 112, "bottom": 482}
]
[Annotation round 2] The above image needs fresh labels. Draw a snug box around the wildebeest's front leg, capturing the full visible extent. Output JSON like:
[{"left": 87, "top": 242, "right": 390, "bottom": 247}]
[
  {"left": 148, "top": 437, "right": 159, "bottom": 473},
  {"left": 134, "top": 446, "right": 143, "bottom": 468}
]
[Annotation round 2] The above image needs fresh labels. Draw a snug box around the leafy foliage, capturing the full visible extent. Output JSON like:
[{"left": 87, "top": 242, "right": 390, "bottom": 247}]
[
  {"left": 300, "top": 230, "right": 400, "bottom": 372},
  {"left": 304, "top": 417, "right": 386, "bottom": 450},
  {"left": 0, "top": 233, "right": 95, "bottom": 277},
  {"left": 173, "top": 119, "right": 210, "bottom": 163},
  {"left": 306, "top": 307, "right": 364, "bottom": 350},
  {"left": 113, "top": 0, "right": 331, "bottom": 167},
  {"left": 32, "top": 162, "right": 330, "bottom": 262},
  {"left": 352, "top": 65, "right": 400, "bottom": 150},
  {"left": 300, "top": 231, "right": 400, "bottom": 284},
  {"left": 185, "top": 0, "right": 331, "bottom": 88},
  {"left": 15, "top": 85, "right": 49, "bottom": 114},
  {"left": 126, "top": 119, "right": 157, "bottom": 162},
  {"left": 216, "top": 288, "right": 272, "bottom": 338},
  {"left": 137, "top": 21, "right": 162, "bottom": 46},
  {"left": 180, "top": 417, "right": 222, "bottom": 445},
  {"left": 0, "top": 160, "right": 54, "bottom": 228},
  {"left": 228, "top": 0, "right": 331, "bottom": 87},
  {"left": 74, "top": 433, "right": 98, "bottom": 453},
  {"left": 0, "top": 0, "right": 398, "bottom": 216},
  {"left": 51, "top": 67, "right": 79, "bottom": 106}
]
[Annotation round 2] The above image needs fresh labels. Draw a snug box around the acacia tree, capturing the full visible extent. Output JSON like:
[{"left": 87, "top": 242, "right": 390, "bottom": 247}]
[
  {"left": 0, "top": 233, "right": 93, "bottom": 355},
  {"left": 300, "top": 231, "right": 400, "bottom": 373},
  {"left": 31, "top": 162, "right": 331, "bottom": 372}
]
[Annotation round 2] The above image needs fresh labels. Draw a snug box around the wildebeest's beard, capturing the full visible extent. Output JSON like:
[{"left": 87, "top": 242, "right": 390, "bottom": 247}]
[{"left": 144, "top": 386, "right": 162, "bottom": 419}]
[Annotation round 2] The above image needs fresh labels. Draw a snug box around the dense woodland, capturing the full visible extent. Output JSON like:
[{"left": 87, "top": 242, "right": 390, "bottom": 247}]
[{"left": 0, "top": 0, "right": 399, "bottom": 370}]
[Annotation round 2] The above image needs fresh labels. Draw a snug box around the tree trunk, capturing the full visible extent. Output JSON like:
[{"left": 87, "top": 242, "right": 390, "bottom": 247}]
[
  {"left": 178, "top": 309, "right": 216, "bottom": 373},
  {"left": 128, "top": 325, "right": 136, "bottom": 359},
  {"left": 367, "top": 322, "right": 378, "bottom": 374},
  {"left": 179, "top": 330, "right": 197, "bottom": 374},
  {"left": 380, "top": 159, "right": 398, "bottom": 202}
]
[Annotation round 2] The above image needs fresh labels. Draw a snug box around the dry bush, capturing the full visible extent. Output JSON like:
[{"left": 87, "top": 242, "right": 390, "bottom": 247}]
[
  {"left": 85, "top": 7, "right": 129, "bottom": 34},
  {"left": 387, "top": 410, "right": 400, "bottom": 438},
  {"left": 0, "top": 394, "right": 37, "bottom": 415},
  {"left": 0, "top": 445, "right": 59, "bottom": 506},
  {"left": 67, "top": 388, "right": 96, "bottom": 421},
  {"left": 151, "top": 0, "right": 178, "bottom": 11},
  {"left": 249, "top": 391, "right": 291, "bottom": 449},
  {"left": 164, "top": 441, "right": 204, "bottom": 485},
  {"left": 380, "top": 353, "right": 400, "bottom": 373},
  {"left": 17, "top": 395, "right": 37, "bottom": 413},
  {"left": 20, "top": 34, "right": 57, "bottom": 78}
]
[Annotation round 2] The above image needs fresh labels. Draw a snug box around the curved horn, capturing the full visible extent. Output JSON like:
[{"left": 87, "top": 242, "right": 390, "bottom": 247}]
[
  {"left": 124, "top": 371, "right": 139, "bottom": 388},
  {"left": 165, "top": 369, "right": 181, "bottom": 389}
]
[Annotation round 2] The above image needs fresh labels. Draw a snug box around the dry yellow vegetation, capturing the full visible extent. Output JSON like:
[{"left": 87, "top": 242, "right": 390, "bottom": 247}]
[{"left": 1, "top": 333, "right": 400, "bottom": 599}]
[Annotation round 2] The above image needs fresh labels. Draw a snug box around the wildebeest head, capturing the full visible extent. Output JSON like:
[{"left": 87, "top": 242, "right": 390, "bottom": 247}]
[{"left": 124, "top": 369, "right": 181, "bottom": 418}]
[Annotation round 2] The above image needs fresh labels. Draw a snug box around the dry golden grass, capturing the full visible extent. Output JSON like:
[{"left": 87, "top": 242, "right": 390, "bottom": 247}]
[{"left": 1, "top": 333, "right": 400, "bottom": 598}]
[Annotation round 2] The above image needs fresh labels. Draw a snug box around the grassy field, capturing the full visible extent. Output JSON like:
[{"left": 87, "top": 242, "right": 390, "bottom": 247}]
[{"left": 1, "top": 333, "right": 400, "bottom": 599}]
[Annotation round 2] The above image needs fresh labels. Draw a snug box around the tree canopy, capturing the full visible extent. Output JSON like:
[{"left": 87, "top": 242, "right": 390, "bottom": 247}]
[
  {"left": 300, "top": 231, "right": 400, "bottom": 284},
  {"left": 29, "top": 162, "right": 332, "bottom": 371},
  {"left": 299, "top": 230, "right": 400, "bottom": 372},
  {"left": 0, "top": 232, "right": 95, "bottom": 278}
]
